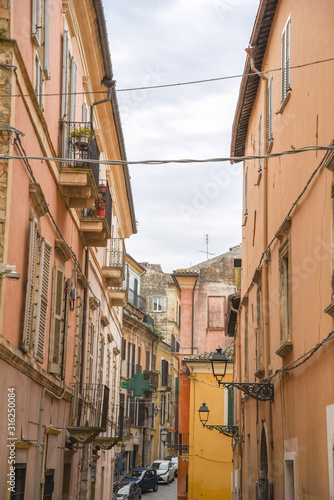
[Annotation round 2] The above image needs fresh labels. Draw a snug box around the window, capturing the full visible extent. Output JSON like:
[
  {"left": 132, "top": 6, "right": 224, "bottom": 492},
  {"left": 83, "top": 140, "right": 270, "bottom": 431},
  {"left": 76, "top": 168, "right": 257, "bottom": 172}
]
[
  {"left": 43, "top": 470, "right": 54, "bottom": 500},
  {"left": 267, "top": 75, "right": 273, "bottom": 147},
  {"left": 258, "top": 114, "right": 262, "bottom": 173},
  {"left": 121, "top": 338, "right": 126, "bottom": 360},
  {"left": 244, "top": 165, "right": 248, "bottom": 217},
  {"left": 284, "top": 456, "right": 296, "bottom": 500},
  {"left": 208, "top": 296, "right": 225, "bottom": 330},
  {"left": 22, "top": 218, "right": 52, "bottom": 363},
  {"left": 35, "top": 55, "right": 44, "bottom": 110},
  {"left": 87, "top": 321, "right": 95, "bottom": 384},
  {"left": 160, "top": 394, "right": 166, "bottom": 425},
  {"left": 49, "top": 265, "right": 69, "bottom": 376},
  {"left": 281, "top": 15, "right": 291, "bottom": 103},
  {"left": 277, "top": 238, "right": 293, "bottom": 357},
  {"left": 127, "top": 343, "right": 135, "bottom": 379},
  {"left": 255, "top": 286, "right": 264, "bottom": 377},
  {"left": 99, "top": 335, "right": 105, "bottom": 385},
  {"left": 31, "top": 0, "right": 42, "bottom": 45},
  {"left": 153, "top": 297, "right": 166, "bottom": 312},
  {"left": 167, "top": 392, "right": 171, "bottom": 421},
  {"left": 10, "top": 464, "right": 26, "bottom": 499},
  {"left": 227, "top": 388, "right": 234, "bottom": 426},
  {"left": 244, "top": 305, "right": 249, "bottom": 382},
  {"left": 145, "top": 350, "right": 150, "bottom": 371},
  {"left": 161, "top": 359, "right": 169, "bottom": 387}
]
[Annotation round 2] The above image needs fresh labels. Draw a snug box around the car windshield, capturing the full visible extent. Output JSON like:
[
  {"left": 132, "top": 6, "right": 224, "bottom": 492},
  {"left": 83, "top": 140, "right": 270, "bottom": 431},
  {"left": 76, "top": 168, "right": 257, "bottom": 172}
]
[
  {"left": 152, "top": 462, "right": 168, "bottom": 470},
  {"left": 115, "top": 484, "right": 130, "bottom": 495},
  {"left": 128, "top": 470, "right": 142, "bottom": 479}
]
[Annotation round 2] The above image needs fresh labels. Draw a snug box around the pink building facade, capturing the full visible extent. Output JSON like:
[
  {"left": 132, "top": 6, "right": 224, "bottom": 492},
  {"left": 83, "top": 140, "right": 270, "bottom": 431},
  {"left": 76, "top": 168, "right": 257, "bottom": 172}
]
[{"left": 0, "top": 1, "right": 136, "bottom": 498}]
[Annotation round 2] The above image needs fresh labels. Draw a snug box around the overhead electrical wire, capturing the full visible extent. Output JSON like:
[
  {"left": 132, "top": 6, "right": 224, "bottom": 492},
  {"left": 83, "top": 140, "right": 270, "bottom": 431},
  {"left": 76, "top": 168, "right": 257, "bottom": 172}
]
[
  {"left": 1, "top": 144, "right": 334, "bottom": 167},
  {"left": 1, "top": 56, "right": 333, "bottom": 99}
]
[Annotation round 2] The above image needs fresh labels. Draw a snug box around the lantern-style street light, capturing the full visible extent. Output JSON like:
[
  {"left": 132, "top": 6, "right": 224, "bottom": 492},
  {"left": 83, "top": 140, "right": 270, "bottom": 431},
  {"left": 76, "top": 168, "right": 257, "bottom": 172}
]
[
  {"left": 210, "top": 347, "right": 274, "bottom": 402},
  {"left": 198, "top": 402, "right": 239, "bottom": 438}
]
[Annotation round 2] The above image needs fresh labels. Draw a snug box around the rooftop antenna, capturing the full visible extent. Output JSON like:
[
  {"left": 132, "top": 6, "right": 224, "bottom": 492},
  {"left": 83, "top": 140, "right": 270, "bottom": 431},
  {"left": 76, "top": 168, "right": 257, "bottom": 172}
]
[{"left": 199, "top": 234, "right": 215, "bottom": 260}]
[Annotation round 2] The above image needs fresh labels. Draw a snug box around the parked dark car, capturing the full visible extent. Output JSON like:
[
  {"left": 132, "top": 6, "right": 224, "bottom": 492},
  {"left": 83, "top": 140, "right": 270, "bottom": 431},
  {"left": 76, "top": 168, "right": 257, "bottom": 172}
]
[
  {"left": 114, "top": 482, "right": 141, "bottom": 500},
  {"left": 121, "top": 467, "right": 159, "bottom": 492}
]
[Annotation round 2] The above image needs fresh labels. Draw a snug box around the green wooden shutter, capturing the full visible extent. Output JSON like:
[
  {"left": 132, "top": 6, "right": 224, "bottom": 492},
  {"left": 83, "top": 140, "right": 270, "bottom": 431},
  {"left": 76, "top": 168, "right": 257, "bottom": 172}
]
[
  {"left": 34, "top": 238, "right": 52, "bottom": 363},
  {"left": 227, "top": 388, "right": 234, "bottom": 426},
  {"left": 49, "top": 266, "right": 65, "bottom": 375},
  {"left": 22, "top": 218, "right": 39, "bottom": 353}
]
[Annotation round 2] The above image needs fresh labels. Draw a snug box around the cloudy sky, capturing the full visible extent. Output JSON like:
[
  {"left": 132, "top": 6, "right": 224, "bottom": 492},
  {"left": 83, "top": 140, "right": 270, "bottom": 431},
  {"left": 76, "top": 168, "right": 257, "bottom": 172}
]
[{"left": 106, "top": 0, "right": 259, "bottom": 273}]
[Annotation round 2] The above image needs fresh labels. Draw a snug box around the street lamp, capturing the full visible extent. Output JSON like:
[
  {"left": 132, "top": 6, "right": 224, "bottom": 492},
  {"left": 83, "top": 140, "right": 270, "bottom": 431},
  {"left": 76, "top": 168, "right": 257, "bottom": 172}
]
[
  {"left": 160, "top": 428, "right": 168, "bottom": 445},
  {"left": 210, "top": 346, "right": 274, "bottom": 402},
  {"left": 198, "top": 402, "right": 238, "bottom": 438}
]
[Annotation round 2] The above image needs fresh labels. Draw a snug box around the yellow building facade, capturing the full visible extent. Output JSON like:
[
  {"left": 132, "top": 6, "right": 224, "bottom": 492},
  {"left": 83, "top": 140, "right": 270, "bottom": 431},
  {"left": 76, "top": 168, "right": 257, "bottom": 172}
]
[{"left": 183, "top": 353, "right": 234, "bottom": 500}]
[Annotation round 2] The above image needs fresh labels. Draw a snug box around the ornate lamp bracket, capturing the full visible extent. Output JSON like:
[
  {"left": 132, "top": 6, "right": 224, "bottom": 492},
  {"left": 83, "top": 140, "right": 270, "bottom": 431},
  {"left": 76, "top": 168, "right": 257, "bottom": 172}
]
[
  {"left": 223, "top": 382, "right": 274, "bottom": 403},
  {"left": 201, "top": 423, "right": 239, "bottom": 438}
]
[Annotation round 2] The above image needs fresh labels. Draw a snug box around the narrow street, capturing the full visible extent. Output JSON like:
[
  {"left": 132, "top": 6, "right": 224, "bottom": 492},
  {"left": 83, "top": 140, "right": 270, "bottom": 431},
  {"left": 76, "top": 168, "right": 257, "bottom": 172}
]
[{"left": 142, "top": 479, "right": 177, "bottom": 500}]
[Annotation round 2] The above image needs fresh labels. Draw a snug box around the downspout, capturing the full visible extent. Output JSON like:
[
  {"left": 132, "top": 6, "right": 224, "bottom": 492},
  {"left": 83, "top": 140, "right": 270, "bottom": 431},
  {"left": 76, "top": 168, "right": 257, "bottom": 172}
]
[
  {"left": 79, "top": 248, "right": 89, "bottom": 500},
  {"left": 245, "top": 46, "right": 267, "bottom": 81},
  {"left": 191, "top": 278, "right": 198, "bottom": 355}
]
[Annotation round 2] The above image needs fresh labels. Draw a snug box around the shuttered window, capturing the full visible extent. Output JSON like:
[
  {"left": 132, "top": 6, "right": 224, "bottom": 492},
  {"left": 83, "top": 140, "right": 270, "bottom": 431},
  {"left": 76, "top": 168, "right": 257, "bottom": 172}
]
[
  {"left": 121, "top": 338, "right": 126, "bottom": 360},
  {"left": 88, "top": 322, "right": 95, "bottom": 385},
  {"left": 61, "top": 31, "right": 69, "bottom": 157},
  {"left": 44, "top": 0, "right": 50, "bottom": 78},
  {"left": 267, "top": 75, "right": 273, "bottom": 147},
  {"left": 161, "top": 359, "right": 169, "bottom": 387},
  {"left": 31, "top": 0, "right": 42, "bottom": 45},
  {"left": 281, "top": 15, "right": 291, "bottom": 103},
  {"left": 69, "top": 57, "right": 77, "bottom": 123},
  {"left": 160, "top": 394, "right": 166, "bottom": 425},
  {"left": 227, "top": 388, "right": 234, "bottom": 426},
  {"left": 22, "top": 218, "right": 52, "bottom": 363},
  {"left": 244, "top": 165, "right": 248, "bottom": 217},
  {"left": 145, "top": 350, "right": 150, "bottom": 371},
  {"left": 99, "top": 336, "right": 105, "bottom": 385},
  {"left": 258, "top": 114, "right": 262, "bottom": 173},
  {"left": 34, "top": 238, "right": 52, "bottom": 362},
  {"left": 49, "top": 266, "right": 66, "bottom": 375},
  {"left": 35, "top": 55, "right": 44, "bottom": 110},
  {"left": 138, "top": 399, "right": 146, "bottom": 427}
]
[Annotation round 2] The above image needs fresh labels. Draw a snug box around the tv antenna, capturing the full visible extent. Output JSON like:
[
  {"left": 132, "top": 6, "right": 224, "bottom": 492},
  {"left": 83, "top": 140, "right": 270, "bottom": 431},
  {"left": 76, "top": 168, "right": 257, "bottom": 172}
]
[{"left": 199, "top": 234, "right": 215, "bottom": 260}]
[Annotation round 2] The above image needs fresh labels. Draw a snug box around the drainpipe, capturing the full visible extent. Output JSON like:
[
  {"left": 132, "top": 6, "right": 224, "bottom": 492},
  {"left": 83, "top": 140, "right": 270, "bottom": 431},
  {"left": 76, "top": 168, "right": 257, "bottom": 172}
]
[
  {"left": 245, "top": 46, "right": 267, "bottom": 81},
  {"left": 191, "top": 278, "right": 198, "bottom": 355}
]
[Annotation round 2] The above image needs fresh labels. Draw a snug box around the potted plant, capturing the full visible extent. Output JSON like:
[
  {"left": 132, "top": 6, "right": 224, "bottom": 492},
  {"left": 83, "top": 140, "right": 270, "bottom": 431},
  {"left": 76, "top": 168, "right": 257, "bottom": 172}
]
[
  {"left": 95, "top": 197, "right": 106, "bottom": 217},
  {"left": 69, "top": 126, "right": 91, "bottom": 149}
]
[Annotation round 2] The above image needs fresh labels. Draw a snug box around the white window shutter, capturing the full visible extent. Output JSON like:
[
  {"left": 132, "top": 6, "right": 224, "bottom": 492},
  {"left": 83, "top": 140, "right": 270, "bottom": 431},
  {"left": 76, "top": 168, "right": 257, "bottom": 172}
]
[
  {"left": 61, "top": 31, "right": 69, "bottom": 157},
  {"left": 22, "top": 218, "right": 39, "bottom": 353},
  {"left": 31, "top": 0, "right": 41, "bottom": 45},
  {"left": 49, "top": 266, "right": 65, "bottom": 375},
  {"left": 44, "top": 0, "right": 50, "bottom": 79},
  {"left": 281, "top": 29, "right": 286, "bottom": 102},
  {"left": 258, "top": 114, "right": 262, "bottom": 172},
  {"left": 34, "top": 238, "right": 52, "bottom": 363},
  {"left": 286, "top": 17, "right": 291, "bottom": 94},
  {"left": 69, "top": 57, "right": 77, "bottom": 123}
]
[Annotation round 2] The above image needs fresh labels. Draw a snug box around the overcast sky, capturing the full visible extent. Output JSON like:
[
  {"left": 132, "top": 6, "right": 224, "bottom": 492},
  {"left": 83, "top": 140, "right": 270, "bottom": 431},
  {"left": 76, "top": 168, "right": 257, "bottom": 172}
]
[{"left": 106, "top": 0, "right": 259, "bottom": 273}]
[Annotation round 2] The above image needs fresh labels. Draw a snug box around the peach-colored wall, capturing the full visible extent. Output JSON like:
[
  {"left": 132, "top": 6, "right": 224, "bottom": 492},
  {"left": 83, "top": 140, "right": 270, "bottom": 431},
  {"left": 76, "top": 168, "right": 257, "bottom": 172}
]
[{"left": 236, "top": 0, "right": 334, "bottom": 497}]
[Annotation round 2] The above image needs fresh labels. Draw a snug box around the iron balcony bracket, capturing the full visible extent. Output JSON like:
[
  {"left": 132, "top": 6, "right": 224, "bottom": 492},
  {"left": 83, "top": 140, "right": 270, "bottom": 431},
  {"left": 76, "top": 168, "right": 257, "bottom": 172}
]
[{"left": 223, "top": 382, "right": 274, "bottom": 402}]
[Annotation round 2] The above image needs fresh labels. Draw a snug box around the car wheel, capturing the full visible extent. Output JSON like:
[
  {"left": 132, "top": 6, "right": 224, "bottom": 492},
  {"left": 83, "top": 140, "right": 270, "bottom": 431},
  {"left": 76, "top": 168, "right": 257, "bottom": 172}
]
[{"left": 153, "top": 483, "right": 158, "bottom": 492}]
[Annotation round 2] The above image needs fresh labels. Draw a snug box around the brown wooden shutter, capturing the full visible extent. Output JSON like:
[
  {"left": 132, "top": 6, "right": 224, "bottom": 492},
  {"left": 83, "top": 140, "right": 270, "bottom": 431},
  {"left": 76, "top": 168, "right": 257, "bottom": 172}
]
[
  {"left": 22, "top": 218, "right": 39, "bottom": 353},
  {"left": 34, "top": 238, "right": 52, "bottom": 362},
  {"left": 138, "top": 399, "right": 145, "bottom": 427},
  {"left": 49, "top": 266, "right": 65, "bottom": 375}
]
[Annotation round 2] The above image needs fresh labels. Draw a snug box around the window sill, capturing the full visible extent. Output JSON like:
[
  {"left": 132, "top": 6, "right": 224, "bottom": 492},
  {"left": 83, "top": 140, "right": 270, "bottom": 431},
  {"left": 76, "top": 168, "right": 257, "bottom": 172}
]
[
  {"left": 276, "top": 90, "right": 292, "bottom": 115},
  {"left": 276, "top": 340, "right": 293, "bottom": 358},
  {"left": 324, "top": 301, "right": 334, "bottom": 317}
]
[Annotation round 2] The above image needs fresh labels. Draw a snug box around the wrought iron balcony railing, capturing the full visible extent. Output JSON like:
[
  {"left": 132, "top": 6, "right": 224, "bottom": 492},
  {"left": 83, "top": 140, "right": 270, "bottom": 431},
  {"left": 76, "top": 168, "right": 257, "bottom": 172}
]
[
  {"left": 65, "top": 121, "right": 100, "bottom": 188},
  {"left": 105, "top": 238, "right": 125, "bottom": 268},
  {"left": 127, "top": 288, "right": 146, "bottom": 311},
  {"left": 143, "top": 370, "right": 159, "bottom": 389},
  {"left": 81, "top": 179, "right": 112, "bottom": 233},
  {"left": 67, "top": 384, "right": 109, "bottom": 443},
  {"left": 167, "top": 433, "right": 189, "bottom": 455}
]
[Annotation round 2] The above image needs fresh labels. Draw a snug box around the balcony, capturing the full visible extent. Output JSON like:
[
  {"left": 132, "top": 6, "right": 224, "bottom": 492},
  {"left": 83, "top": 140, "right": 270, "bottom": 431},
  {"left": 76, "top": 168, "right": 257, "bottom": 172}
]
[
  {"left": 67, "top": 384, "right": 109, "bottom": 445},
  {"left": 143, "top": 370, "right": 159, "bottom": 390},
  {"left": 80, "top": 180, "right": 112, "bottom": 247},
  {"left": 127, "top": 288, "right": 146, "bottom": 311},
  {"left": 109, "top": 285, "right": 128, "bottom": 307},
  {"left": 58, "top": 121, "right": 100, "bottom": 208},
  {"left": 102, "top": 238, "right": 125, "bottom": 287}
]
